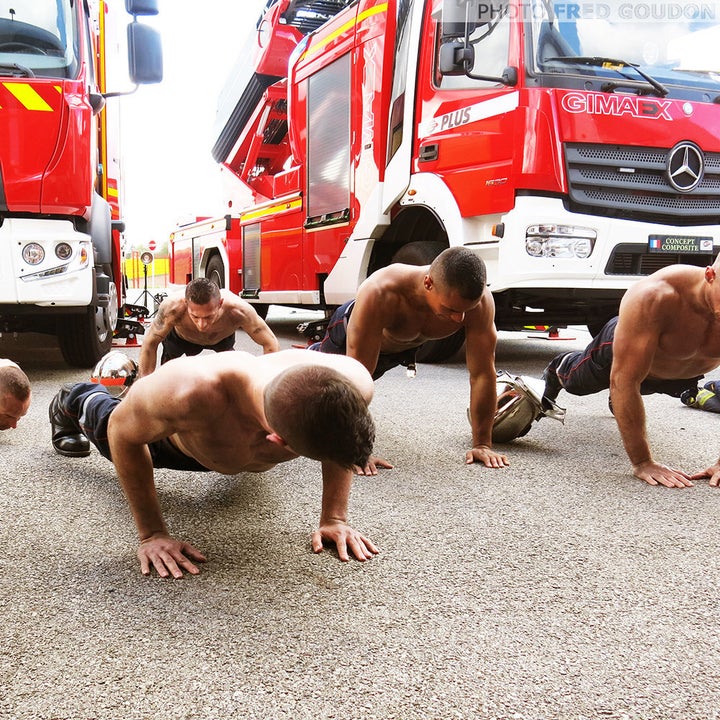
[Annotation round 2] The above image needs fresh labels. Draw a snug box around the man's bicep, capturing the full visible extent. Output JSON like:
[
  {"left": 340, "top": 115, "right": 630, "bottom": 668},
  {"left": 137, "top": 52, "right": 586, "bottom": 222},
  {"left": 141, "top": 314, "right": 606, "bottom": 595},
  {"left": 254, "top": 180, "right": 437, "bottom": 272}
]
[
  {"left": 611, "top": 311, "right": 658, "bottom": 383},
  {"left": 346, "top": 302, "right": 384, "bottom": 372},
  {"left": 464, "top": 305, "right": 498, "bottom": 377},
  {"left": 144, "top": 305, "right": 176, "bottom": 343},
  {"left": 153, "top": 296, "right": 187, "bottom": 334}
]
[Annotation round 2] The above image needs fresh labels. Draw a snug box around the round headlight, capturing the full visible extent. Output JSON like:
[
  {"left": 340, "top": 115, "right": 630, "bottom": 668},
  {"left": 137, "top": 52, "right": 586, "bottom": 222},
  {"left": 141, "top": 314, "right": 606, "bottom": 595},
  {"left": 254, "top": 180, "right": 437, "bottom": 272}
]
[
  {"left": 55, "top": 242, "right": 73, "bottom": 260},
  {"left": 525, "top": 239, "right": 544, "bottom": 257},
  {"left": 22, "top": 243, "right": 45, "bottom": 265}
]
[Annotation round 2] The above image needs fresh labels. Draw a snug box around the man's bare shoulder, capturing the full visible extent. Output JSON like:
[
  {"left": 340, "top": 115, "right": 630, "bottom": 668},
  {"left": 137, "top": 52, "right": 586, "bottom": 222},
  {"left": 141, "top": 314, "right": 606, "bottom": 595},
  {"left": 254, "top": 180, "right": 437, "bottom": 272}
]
[
  {"left": 154, "top": 293, "right": 188, "bottom": 323},
  {"left": 622, "top": 265, "right": 700, "bottom": 313},
  {"left": 465, "top": 286, "right": 496, "bottom": 322},
  {"left": 125, "top": 352, "right": 256, "bottom": 414},
  {"left": 219, "top": 289, "right": 246, "bottom": 308},
  {"left": 218, "top": 291, "right": 260, "bottom": 320},
  {"left": 358, "top": 263, "right": 423, "bottom": 302},
  {"left": 258, "top": 349, "right": 374, "bottom": 400}
]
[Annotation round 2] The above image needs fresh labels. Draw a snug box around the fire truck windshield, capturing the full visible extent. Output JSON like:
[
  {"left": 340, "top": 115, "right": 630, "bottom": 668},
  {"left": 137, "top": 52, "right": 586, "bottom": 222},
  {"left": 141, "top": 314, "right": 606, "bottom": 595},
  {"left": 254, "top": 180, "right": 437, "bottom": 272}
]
[
  {"left": 0, "top": 0, "right": 78, "bottom": 79},
  {"left": 531, "top": 0, "right": 720, "bottom": 93}
]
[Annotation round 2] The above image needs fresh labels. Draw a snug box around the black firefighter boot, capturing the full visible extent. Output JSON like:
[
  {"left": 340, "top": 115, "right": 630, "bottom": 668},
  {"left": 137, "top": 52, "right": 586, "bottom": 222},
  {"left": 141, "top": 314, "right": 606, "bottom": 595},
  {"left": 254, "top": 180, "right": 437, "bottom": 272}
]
[{"left": 49, "top": 385, "right": 91, "bottom": 457}]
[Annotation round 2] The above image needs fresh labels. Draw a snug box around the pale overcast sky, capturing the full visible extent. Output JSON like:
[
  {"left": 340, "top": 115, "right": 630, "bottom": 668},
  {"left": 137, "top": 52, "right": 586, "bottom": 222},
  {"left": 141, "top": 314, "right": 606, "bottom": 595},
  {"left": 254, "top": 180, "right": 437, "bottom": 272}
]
[{"left": 119, "top": 0, "right": 266, "bottom": 249}]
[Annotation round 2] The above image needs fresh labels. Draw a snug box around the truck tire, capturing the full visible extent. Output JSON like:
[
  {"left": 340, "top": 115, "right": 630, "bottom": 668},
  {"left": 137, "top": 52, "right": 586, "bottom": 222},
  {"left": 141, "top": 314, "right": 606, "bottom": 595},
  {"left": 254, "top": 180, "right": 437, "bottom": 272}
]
[
  {"left": 206, "top": 255, "right": 225, "bottom": 288},
  {"left": 57, "top": 303, "right": 114, "bottom": 367},
  {"left": 390, "top": 241, "right": 465, "bottom": 364},
  {"left": 251, "top": 303, "right": 270, "bottom": 320},
  {"left": 391, "top": 240, "right": 447, "bottom": 266},
  {"left": 58, "top": 267, "right": 117, "bottom": 367}
]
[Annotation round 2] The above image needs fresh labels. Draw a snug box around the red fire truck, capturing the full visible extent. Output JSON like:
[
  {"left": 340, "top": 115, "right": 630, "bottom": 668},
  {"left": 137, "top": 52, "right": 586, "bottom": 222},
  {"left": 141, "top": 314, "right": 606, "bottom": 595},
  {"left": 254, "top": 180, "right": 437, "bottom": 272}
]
[
  {"left": 0, "top": 0, "right": 161, "bottom": 366},
  {"left": 170, "top": 0, "right": 720, "bottom": 349}
]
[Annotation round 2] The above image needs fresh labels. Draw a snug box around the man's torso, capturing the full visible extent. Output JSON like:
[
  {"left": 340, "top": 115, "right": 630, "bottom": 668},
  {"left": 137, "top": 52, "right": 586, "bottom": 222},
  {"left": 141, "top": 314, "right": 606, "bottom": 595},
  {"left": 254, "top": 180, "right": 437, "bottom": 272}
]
[
  {"left": 623, "top": 266, "right": 720, "bottom": 380},
  {"left": 365, "top": 266, "right": 480, "bottom": 353},
  {"left": 173, "top": 304, "right": 239, "bottom": 346},
  {"left": 651, "top": 311, "right": 720, "bottom": 378},
  {"left": 115, "top": 349, "right": 370, "bottom": 474}
]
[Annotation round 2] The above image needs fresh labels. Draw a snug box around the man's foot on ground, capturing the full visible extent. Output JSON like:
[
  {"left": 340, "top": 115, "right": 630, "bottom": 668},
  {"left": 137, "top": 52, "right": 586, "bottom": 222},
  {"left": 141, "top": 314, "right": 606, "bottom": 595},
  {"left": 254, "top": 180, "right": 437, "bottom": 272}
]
[{"left": 49, "top": 386, "right": 91, "bottom": 457}]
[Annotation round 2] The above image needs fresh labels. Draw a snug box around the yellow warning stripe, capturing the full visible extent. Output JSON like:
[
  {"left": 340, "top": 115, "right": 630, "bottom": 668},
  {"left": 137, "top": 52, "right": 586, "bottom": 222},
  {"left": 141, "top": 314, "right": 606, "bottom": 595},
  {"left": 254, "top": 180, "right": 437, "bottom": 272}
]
[
  {"left": 300, "top": 2, "right": 388, "bottom": 61},
  {"left": 2, "top": 82, "right": 53, "bottom": 111},
  {"left": 240, "top": 197, "right": 302, "bottom": 222}
]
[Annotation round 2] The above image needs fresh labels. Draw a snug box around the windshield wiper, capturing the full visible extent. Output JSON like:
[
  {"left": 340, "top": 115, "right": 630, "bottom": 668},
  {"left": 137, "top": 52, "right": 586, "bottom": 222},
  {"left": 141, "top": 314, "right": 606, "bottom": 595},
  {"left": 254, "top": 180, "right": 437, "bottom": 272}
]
[
  {"left": 0, "top": 62, "right": 35, "bottom": 78},
  {"left": 545, "top": 55, "right": 668, "bottom": 97}
]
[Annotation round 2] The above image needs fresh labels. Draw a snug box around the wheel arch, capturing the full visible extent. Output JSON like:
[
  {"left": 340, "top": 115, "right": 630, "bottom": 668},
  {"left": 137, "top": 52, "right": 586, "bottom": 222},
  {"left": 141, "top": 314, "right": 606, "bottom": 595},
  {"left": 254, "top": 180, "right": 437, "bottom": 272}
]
[{"left": 367, "top": 205, "right": 449, "bottom": 276}]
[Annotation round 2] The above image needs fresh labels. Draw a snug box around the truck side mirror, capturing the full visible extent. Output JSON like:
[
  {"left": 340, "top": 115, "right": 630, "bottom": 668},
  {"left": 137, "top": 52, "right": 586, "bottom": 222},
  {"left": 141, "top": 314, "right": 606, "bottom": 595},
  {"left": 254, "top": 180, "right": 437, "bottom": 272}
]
[
  {"left": 438, "top": 39, "right": 474, "bottom": 75},
  {"left": 125, "top": 0, "right": 159, "bottom": 16},
  {"left": 128, "top": 22, "right": 163, "bottom": 84},
  {"left": 501, "top": 66, "right": 518, "bottom": 86}
]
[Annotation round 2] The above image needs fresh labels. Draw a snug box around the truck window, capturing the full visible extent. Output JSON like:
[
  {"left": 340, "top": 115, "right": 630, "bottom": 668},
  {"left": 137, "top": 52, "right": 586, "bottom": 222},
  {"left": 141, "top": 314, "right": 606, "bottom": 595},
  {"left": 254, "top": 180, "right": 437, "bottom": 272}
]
[
  {"left": 307, "top": 52, "right": 351, "bottom": 222},
  {"left": 0, "top": 0, "right": 78, "bottom": 79},
  {"left": 531, "top": 0, "right": 720, "bottom": 93},
  {"left": 387, "top": 0, "right": 414, "bottom": 162},
  {"left": 434, "top": 9, "right": 510, "bottom": 89}
]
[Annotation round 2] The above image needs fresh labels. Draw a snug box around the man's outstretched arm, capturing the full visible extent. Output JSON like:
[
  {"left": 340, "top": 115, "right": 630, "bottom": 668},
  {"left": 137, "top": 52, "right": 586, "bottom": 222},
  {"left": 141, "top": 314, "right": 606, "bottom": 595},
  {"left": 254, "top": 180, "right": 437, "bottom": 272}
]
[
  {"left": 137, "top": 299, "right": 181, "bottom": 377},
  {"left": 464, "top": 293, "right": 509, "bottom": 468},
  {"left": 610, "top": 297, "right": 692, "bottom": 488},
  {"left": 232, "top": 299, "right": 280, "bottom": 354},
  {"left": 107, "top": 390, "right": 207, "bottom": 577},
  {"left": 311, "top": 460, "right": 378, "bottom": 561}
]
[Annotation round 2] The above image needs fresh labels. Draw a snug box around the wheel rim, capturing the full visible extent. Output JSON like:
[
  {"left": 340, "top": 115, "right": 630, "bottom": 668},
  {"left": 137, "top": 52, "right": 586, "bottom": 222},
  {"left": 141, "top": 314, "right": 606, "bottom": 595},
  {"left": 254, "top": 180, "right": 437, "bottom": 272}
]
[{"left": 95, "top": 281, "right": 118, "bottom": 342}]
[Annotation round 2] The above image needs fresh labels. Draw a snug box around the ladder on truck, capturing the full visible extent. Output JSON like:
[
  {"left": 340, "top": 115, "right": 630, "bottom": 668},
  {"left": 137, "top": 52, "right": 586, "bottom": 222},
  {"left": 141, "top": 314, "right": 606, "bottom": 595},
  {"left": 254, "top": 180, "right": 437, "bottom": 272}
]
[{"left": 212, "top": 0, "right": 355, "bottom": 165}]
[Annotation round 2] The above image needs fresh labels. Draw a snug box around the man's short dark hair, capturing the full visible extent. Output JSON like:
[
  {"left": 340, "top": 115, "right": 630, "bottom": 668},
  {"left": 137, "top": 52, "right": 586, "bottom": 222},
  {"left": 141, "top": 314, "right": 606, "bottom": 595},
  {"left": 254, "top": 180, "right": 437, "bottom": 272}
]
[
  {"left": 0, "top": 365, "right": 31, "bottom": 402},
  {"left": 186, "top": 278, "right": 221, "bottom": 305},
  {"left": 264, "top": 365, "right": 375, "bottom": 469},
  {"left": 430, "top": 247, "right": 487, "bottom": 300}
]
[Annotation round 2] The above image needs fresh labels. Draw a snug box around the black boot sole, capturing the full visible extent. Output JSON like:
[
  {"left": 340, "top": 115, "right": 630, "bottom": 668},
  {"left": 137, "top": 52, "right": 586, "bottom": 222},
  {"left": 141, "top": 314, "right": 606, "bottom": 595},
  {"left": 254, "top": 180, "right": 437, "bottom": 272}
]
[{"left": 49, "top": 389, "right": 91, "bottom": 458}]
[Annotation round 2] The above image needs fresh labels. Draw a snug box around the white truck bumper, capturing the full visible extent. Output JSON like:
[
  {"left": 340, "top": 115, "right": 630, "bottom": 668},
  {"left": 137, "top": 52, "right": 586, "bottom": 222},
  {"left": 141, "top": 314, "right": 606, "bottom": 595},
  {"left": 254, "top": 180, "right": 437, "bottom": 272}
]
[{"left": 0, "top": 218, "right": 94, "bottom": 306}]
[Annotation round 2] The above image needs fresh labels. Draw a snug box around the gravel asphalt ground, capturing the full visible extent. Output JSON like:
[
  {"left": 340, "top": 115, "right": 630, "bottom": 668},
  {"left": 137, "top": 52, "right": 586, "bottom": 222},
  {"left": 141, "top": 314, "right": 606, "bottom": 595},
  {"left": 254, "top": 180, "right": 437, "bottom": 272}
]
[{"left": 2, "top": 308, "right": 720, "bottom": 720}]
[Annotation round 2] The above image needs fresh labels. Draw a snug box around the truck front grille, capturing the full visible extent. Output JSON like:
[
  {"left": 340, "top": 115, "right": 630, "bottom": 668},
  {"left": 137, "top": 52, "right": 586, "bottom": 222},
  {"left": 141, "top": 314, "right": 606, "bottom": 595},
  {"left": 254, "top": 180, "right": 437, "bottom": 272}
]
[
  {"left": 605, "top": 243, "right": 717, "bottom": 275},
  {"left": 565, "top": 143, "right": 720, "bottom": 224}
]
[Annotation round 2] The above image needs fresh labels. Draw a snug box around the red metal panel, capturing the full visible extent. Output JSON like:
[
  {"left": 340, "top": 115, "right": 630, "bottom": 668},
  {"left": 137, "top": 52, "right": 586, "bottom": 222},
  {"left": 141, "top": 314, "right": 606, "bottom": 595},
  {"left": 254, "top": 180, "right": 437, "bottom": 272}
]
[{"left": 0, "top": 80, "right": 65, "bottom": 212}]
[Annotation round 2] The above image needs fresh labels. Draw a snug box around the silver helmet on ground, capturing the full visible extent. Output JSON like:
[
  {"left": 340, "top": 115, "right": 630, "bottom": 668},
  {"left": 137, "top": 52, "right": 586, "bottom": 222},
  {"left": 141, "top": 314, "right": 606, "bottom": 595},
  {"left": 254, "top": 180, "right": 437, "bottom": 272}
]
[
  {"left": 490, "top": 371, "right": 566, "bottom": 443},
  {"left": 90, "top": 351, "right": 138, "bottom": 398}
]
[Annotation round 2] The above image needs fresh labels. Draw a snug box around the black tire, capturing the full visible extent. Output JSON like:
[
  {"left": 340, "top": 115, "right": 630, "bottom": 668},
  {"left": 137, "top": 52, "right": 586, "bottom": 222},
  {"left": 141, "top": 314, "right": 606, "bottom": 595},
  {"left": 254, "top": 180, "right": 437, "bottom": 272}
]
[
  {"left": 391, "top": 240, "right": 447, "bottom": 266},
  {"left": 587, "top": 312, "right": 617, "bottom": 338},
  {"left": 390, "top": 241, "right": 464, "bottom": 364},
  {"left": 252, "top": 303, "right": 269, "bottom": 320},
  {"left": 58, "top": 306, "right": 113, "bottom": 368},
  {"left": 206, "top": 255, "right": 225, "bottom": 288}
]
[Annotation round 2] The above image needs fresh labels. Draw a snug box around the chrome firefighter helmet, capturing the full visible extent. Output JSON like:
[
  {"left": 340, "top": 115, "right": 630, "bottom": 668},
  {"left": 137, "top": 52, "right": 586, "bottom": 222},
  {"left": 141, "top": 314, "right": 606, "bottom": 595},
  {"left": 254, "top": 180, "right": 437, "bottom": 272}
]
[
  {"left": 489, "top": 371, "right": 566, "bottom": 443},
  {"left": 90, "top": 351, "right": 138, "bottom": 398}
]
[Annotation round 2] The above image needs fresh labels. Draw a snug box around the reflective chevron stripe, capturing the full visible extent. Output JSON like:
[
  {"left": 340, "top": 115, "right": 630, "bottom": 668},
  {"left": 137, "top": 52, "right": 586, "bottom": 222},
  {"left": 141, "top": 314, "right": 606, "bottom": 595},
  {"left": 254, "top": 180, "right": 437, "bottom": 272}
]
[{"left": 1, "top": 82, "right": 54, "bottom": 111}]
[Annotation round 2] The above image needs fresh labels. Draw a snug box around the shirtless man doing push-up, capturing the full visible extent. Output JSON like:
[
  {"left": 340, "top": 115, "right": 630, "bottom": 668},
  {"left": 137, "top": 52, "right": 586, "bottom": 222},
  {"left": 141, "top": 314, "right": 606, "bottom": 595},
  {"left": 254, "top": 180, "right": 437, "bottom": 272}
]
[
  {"left": 543, "top": 256, "right": 720, "bottom": 488},
  {"left": 312, "top": 247, "right": 507, "bottom": 469},
  {"left": 138, "top": 278, "right": 278, "bottom": 377},
  {"left": 50, "top": 350, "right": 377, "bottom": 577}
]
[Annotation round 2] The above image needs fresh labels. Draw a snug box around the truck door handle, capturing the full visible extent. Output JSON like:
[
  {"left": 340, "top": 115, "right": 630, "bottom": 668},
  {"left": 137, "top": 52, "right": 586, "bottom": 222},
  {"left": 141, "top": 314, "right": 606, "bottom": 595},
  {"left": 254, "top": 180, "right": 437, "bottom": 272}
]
[{"left": 419, "top": 143, "right": 438, "bottom": 162}]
